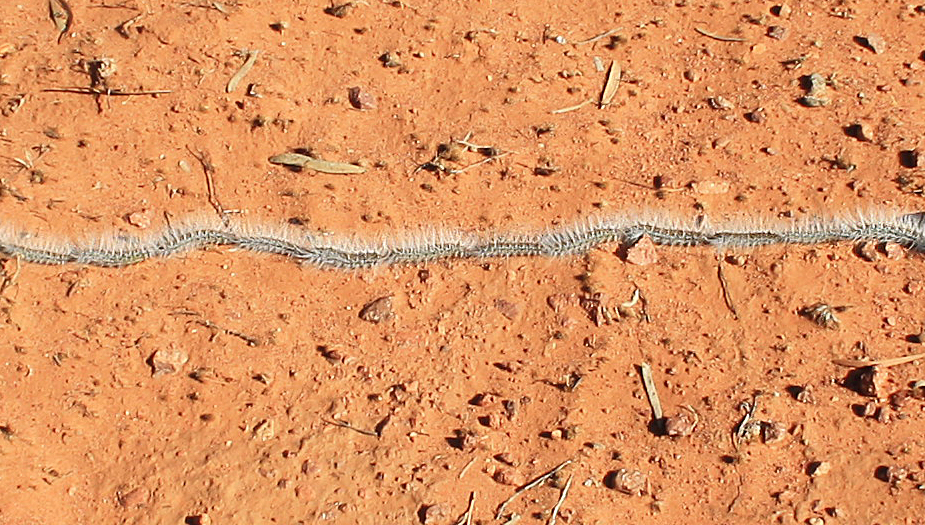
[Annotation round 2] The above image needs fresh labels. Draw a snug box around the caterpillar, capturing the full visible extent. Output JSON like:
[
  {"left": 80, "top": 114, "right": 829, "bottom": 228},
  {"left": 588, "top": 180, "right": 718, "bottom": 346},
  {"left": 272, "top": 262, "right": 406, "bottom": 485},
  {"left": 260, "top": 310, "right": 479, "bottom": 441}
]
[{"left": 0, "top": 210, "right": 923, "bottom": 269}]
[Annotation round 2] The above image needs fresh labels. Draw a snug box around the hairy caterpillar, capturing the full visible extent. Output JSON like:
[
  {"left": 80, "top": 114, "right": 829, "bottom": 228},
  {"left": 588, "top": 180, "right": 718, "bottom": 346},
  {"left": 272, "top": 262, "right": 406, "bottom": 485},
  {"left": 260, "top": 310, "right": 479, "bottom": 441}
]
[{"left": 0, "top": 210, "right": 923, "bottom": 269}]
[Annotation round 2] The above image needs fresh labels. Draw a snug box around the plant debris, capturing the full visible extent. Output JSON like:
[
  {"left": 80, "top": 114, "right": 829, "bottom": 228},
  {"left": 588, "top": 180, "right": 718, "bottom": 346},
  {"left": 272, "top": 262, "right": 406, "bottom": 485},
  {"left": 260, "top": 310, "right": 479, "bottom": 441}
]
[{"left": 268, "top": 152, "right": 366, "bottom": 174}]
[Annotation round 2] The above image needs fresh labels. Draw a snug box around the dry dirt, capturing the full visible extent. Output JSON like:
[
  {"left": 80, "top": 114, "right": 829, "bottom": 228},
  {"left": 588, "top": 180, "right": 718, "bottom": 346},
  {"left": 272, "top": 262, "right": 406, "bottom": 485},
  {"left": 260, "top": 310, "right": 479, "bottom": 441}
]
[{"left": 2, "top": 0, "right": 925, "bottom": 524}]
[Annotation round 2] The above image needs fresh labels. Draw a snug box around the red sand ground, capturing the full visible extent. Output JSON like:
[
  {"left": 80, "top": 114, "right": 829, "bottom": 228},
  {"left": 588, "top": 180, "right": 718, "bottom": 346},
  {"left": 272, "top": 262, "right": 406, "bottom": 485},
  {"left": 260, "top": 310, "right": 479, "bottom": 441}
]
[{"left": 2, "top": 1, "right": 925, "bottom": 524}]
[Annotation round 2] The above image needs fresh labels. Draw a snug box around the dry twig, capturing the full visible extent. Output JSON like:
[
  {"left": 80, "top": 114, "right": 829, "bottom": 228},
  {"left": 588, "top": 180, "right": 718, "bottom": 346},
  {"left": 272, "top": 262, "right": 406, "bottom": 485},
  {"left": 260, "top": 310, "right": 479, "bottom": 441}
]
[
  {"left": 453, "top": 492, "right": 476, "bottom": 525},
  {"left": 323, "top": 418, "right": 379, "bottom": 437},
  {"left": 547, "top": 474, "right": 573, "bottom": 525},
  {"left": 717, "top": 259, "right": 738, "bottom": 319},
  {"left": 495, "top": 459, "right": 572, "bottom": 520},
  {"left": 832, "top": 351, "right": 925, "bottom": 369},
  {"left": 694, "top": 26, "right": 747, "bottom": 42}
]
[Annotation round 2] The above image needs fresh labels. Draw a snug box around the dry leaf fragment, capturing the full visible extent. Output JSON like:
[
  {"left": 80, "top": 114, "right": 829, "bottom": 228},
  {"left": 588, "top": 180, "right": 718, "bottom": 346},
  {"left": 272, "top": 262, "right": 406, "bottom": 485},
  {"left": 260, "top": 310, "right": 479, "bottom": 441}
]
[
  {"left": 226, "top": 49, "right": 259, "bottom": 93},
  {"left": 116, "top": 13, "right": 145, "bottom": 39},
  {"left": 599, "top": 60, "right": 621, "bottom": 108},
  {"left": 48, "top": 0, "right": 73, "bottom": 44},
  {"left": 268, "top": 153, "right": 366, "bottom": 174}
]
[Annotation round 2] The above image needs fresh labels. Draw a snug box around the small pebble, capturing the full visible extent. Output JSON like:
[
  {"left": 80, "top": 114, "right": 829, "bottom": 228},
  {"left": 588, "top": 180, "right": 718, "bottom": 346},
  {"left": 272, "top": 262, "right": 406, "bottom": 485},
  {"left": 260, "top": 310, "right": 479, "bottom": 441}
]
[
  {"left": 884, "top": 242, "right": 904, "bottom": 259},
  {"left": 808, "top": 461, "right": 831, "bottom": 477},
  {"left": 450, "top": 429, "right": 479, "bottom": 452},
  {"left": 494, "top": 299, "right": 520, "bottom": 320},
  {"left": 796, "top": 385, "right": 816, "bottom": 404},
  {"left": 495, "top": 452, "right": 518, "bottom": 466},
  {"left": 856, "top": 366, "right": 888, "bottom": 398},
  {"left": 847, "top": 122, "right": 874, "bottom": 142},
  {"left": 493, "top": 468, "right": 526, "bottom": 486},
  {"left": 876, "top": 406, "right": 892, "bottom": 424},
  {"left": 772, "top": 3, "right": 792, "bottom": 17},
  {"left": 860, "top": 33, "right": 887, "bottom": 54},
  {"left": 708, "top": 96, "right": 733, "bottom": 110},
  {"left": 482, "top": 413, "right": 504, "bottom": 430},
  {"left": 625, "top": 235, "right": 658, "bottom": 266},
  {"left": 421, "top": 504, "right": 448, "bottom": 525},
  {"left": 691, "top": 180, "right": 730, "bottom": 195},
  {"left": 906, "top": 281, "right": 923, "bottom": 295},
  {"left": 150, "top": 348, "right": 188, "bottom": 377},
  {"left": 379, "top": 52, "right": 401, "bottom": 68},
  {"left": 856, "top": 241, "right": 879, "bottom": 262},
  {"left": 761, "top": 421, "right": 788, "bottom": 444},
  {"left": 745, "top": 107, "right": 767, "bottom": 123},
  {"left": 324, "top": 3, "right": 354, "bottom": 18},
  {"left": 605, "top": 468, "right": 647, "bottom": 495},
  {"left": 726, "top": 254, "right": 747, "bottom": 266},
  {"left": 664, "top": 411, "right": 697, "bottom": 438},
  {"left": 359, "top": 296, "right": 393, "bottom": 323},
  {"left": 889, "top": 390, "right": 911, "bottom": 409},
  {"left": 118, "top": 487, "right": 149, "bottom": 509},
  {"left": 347, "top": 87, "right": 377, "bottom": 110},
  {"left": 185, "top": 515, "right": 212, "bottom": 525},
  {"left": 799, "top": 95, "right": 830, "bottom": 107},
  {"left": 767, "top": 26, "right": 788, "bottom": 40},
  {"left": 125, "top": 209, "right": 152, "bottom": 229},
  {"left": 253, "top": 419, "right": 275, "bottom": 441},
  {"left": 470, "top": 392, "right": 496, "bottom": 407},
  {"left": 881, "top": 465, "right": 908, "bottom": 485},
  {"left": 805, "top": 73, "right": 826, "bottom": 93}
]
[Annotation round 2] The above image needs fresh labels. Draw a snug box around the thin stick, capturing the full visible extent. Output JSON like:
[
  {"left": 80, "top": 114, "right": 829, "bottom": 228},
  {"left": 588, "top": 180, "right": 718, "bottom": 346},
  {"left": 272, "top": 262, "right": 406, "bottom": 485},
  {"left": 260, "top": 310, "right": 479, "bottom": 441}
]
[
  {"left": 172, "top": 310, "right": 259, "bottom": 346},
  {"left": 573, "top": 28, "right": 617, "bottom": 45},
  {"left": 42, "top": 87, "right": 171, "bottom": 96},
  {"left": 194, "top": 319, "right": 260, "bottom": 346},
  {"left": 186, "top": 146, "right": 225, "bottom": 216},
  {"left": 450, "top": 152, "right": 509, "bottom": 174},
  {"left": 551, "top": 98, "right": 592, "bottom": 114},
  {"left": 694, "top": 27, "right": 747, "bottom": 42},
  {"left": 458, "top": 457, "right": 477, "bottom": 479},
  {"left": 547, "top": 474, "right": 573, "bottom": 525},
  {"left": 323, "top": 418, "right": 379, "bottom": 437},
  {"left": 717, "top": 259, "right": 739, "bottom": 319},
  {"left": 453, "top": 492, "right": 476, "bottom": 525},
  {"left": 495, "top": 459, "right": 572, "bottom": 520},
  {"left": 832, "top": 351, "right": 925, "bottom": 368}
]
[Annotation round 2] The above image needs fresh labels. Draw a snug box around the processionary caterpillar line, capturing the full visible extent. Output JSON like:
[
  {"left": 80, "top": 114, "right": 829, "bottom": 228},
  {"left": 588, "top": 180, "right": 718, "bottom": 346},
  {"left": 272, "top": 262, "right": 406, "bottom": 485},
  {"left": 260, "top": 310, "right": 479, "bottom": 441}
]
[{"left": 0, "top": 210, "right": 923, "bottom": 269}]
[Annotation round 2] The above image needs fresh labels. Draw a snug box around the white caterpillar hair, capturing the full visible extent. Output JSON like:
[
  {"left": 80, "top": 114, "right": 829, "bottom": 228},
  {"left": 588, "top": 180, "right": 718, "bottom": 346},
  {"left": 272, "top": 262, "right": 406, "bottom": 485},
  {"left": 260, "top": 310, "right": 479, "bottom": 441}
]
[{"left": 0, "top": 209, "right": 923, "bottom": 269}]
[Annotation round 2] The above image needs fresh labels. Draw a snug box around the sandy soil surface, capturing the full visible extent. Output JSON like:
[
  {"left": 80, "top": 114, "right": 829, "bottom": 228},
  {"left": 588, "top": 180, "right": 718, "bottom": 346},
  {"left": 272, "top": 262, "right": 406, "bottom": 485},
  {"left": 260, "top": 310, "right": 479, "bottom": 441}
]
[{"left": 2, "top": 0, "right": 925, "bottom": 523}]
